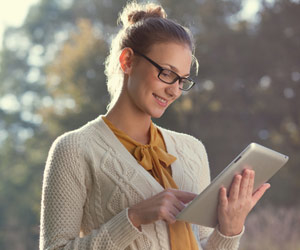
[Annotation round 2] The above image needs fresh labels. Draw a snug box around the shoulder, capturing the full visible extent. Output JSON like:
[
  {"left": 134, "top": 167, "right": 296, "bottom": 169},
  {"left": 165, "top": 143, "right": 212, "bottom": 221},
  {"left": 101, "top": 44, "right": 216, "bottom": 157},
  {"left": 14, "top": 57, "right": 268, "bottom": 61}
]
[
  {"left": 47, "top": 116, "right": 103, "bottom": 163},
  {"left": 44, "top": 117, "right": 107, "bottom": 188}
]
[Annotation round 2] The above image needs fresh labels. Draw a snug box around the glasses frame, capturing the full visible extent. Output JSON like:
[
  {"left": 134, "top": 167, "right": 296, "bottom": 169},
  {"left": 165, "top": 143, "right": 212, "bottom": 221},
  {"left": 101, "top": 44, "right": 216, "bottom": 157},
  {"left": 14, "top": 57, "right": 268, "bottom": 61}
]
[{"left": 133, "top": 50, "right": 196, "bottom": 91}]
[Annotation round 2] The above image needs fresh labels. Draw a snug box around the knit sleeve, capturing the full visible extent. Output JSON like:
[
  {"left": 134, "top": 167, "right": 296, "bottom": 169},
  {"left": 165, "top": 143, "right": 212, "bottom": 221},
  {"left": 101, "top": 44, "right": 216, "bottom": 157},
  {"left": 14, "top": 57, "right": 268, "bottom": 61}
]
[
  {"left": 188, "top": 138, "right": 244, "bottom": 250},
  {"left": 39, "top": 133, "right": 141, "bottom": 250}
]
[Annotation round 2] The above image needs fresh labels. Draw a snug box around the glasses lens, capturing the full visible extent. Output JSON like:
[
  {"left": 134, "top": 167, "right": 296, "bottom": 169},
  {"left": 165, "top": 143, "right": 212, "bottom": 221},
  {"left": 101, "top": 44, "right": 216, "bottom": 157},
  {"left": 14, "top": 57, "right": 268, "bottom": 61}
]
[
  {"left": 180, "top": 78, "right": 194, "bottom": 91},
  {"left": 159, "top": 69, "right": 178, "bottom": 83},
  {"left": 159, "top": 69, "right": 195, "bottom": 91}
]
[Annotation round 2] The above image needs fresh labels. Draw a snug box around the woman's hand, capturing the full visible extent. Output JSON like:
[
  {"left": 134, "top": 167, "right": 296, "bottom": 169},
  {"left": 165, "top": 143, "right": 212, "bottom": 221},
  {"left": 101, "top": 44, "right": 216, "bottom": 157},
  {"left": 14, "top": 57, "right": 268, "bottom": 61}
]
[
  {"left": 217, "top": 169, "right": 271, "bottom": 236},
  {"left": 128, "top": 189, "right": 196, "bottom": 229}
]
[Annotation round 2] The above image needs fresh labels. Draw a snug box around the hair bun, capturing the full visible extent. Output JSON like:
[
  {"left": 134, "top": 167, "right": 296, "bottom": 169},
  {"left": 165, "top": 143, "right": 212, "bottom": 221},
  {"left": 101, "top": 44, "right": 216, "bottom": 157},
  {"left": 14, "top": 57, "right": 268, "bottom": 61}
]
[{"left": 119, "top": 2, "right": 167, "bottom": 28}]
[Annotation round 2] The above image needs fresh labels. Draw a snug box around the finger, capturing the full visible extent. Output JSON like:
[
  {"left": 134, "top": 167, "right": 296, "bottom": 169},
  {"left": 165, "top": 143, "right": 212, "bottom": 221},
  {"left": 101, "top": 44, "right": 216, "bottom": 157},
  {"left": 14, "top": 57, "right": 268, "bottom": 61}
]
[
  {"left": 159, "top": 206, "right": 177, "bottom": 224},
  {"left": 159, "top": 190, "right": 187, "bottom": 213},
  {"left": 168, "top": 203, "right": 181, "bottom": 217},
  {"left": 229, "top": 174, "right": 242, "bottom": 201},
  {"left": 171, "top": 189, "right": 197, "bottom": 204},
  {"left": 246, "top": 170, "right": 255, "bottom": 198},
  {"left": 218, "top": 187, "right": 228, "bottom": 209},
  {"left": 159, "top": 198, "right": 184, "bottom": 222},
  {"left": 172, "top": 199, "right": 186, "bottom": 212},
  {"left": 166, "top": 212, "right": 177, "bottom": 224},
  {"left": 159, "top": 205, "right": 178, "bottom": 224},
  {"left": 252, "top": 183, "right": 271, "bottom": 207},
  {"left": 239, "top": 169, "right": 251, "bottom": 199}
]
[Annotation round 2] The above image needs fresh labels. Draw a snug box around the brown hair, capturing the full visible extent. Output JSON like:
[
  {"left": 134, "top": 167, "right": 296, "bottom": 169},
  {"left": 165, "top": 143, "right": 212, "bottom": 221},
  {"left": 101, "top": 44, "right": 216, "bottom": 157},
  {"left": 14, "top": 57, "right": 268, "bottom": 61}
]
[{"left": 104, "top": 1, "right": 197, "bottom": 110}]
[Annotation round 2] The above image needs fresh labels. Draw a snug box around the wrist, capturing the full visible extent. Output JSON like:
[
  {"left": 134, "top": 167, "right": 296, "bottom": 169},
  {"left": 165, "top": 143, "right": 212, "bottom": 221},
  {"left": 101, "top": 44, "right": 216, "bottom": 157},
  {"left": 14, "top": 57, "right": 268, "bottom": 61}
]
[
  {"left": 128, "top": 208, "right": 142, "bottom": 230},
  {"left": 218, "top": 224, "right": 243, "bottom": 237}
]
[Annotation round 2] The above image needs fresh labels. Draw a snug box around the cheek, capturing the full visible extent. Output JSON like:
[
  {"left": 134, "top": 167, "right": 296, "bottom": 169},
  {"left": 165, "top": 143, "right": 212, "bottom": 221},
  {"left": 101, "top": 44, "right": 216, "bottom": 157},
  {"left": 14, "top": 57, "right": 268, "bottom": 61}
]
[
  {"left": 148, "top": 73, "right": 165, "bottom": 90},
  {"left": 127, "top": 70, "right": 143, "bottom": 92},
  {"left": 139, "top": 75, "right": 159, "bottom": 95},
  {"left": 129, "top": 66, "right": 162, "bottom": 97}
]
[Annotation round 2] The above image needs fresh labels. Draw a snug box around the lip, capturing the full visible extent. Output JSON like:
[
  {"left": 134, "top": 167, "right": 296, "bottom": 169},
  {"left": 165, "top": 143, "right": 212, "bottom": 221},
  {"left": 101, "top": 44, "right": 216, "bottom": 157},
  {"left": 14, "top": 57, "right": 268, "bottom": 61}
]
[{"left": 153, "top": 93, "right": 168, "bottom": 107}]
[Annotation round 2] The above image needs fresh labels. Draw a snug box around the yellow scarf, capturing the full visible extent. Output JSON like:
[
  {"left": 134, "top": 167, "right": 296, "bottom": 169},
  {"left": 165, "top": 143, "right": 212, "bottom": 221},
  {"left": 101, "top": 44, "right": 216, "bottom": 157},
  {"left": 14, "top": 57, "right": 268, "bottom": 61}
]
[{"left": 103, "top": 117, "right": 199, "bottom": 250}]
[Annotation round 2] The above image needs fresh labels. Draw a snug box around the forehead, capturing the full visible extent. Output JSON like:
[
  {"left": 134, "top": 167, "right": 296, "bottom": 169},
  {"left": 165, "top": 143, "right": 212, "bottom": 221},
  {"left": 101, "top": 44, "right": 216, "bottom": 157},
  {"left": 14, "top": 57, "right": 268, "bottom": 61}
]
[{"left": 146, "top": 42, "right": 193, "bottom": 73}]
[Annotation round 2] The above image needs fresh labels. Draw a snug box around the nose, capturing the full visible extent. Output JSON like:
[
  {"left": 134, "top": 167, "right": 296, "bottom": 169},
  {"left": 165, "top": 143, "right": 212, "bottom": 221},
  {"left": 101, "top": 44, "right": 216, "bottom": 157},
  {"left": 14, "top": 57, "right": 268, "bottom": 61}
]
[{"left": 165, "top": 79, "right": 182, "bottom": 98}]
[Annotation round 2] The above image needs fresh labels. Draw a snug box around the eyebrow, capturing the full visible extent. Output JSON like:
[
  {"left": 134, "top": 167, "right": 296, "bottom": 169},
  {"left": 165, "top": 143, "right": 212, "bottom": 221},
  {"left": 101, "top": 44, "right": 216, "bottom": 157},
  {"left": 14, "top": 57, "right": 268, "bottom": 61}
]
[{"left": 163, "top": 63, "right": 190, "bottom": 77}]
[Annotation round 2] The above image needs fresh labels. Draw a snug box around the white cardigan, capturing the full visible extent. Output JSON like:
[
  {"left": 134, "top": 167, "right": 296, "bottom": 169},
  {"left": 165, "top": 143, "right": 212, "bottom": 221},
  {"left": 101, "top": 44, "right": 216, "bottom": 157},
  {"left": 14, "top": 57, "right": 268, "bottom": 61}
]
[{"left": 40, "top": 115, "right": 243, "bottom": 250}]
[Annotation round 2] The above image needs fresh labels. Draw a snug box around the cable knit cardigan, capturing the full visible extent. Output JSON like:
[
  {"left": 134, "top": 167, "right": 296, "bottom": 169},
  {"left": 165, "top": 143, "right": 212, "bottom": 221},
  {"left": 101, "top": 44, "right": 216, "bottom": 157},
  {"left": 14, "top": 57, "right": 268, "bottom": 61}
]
[{"left": 39, "top": 115, "right": 243, "bottom": 250}]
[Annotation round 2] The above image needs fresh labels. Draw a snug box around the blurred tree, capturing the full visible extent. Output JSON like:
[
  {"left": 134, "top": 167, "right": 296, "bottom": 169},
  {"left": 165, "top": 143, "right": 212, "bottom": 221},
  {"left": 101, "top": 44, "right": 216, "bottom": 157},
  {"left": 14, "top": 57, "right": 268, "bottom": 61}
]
[{"left": 42, "top": 18, "right": 109, "bottom": 136}]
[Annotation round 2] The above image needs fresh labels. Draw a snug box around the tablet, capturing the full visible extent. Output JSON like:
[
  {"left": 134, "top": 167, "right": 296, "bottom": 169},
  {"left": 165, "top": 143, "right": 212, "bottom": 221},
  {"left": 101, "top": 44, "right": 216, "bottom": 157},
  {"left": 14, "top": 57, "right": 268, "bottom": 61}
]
[{"left": 176, "top": 142, "right": 289, "bottom": 228}]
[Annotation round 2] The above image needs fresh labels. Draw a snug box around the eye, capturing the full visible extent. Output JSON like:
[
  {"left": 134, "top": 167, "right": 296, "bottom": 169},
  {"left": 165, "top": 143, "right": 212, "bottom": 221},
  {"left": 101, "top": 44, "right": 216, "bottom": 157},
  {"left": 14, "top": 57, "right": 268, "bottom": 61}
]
[{"left": 160, "top": 69, "right": 173, "bottom": 78}]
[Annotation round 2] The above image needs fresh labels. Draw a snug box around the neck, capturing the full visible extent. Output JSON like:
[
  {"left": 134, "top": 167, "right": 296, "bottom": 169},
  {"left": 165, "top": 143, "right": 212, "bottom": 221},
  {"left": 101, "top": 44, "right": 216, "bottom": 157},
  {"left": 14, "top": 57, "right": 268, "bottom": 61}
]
[{"left": 104, "top": 94, "right": 152, "bottom": 144}]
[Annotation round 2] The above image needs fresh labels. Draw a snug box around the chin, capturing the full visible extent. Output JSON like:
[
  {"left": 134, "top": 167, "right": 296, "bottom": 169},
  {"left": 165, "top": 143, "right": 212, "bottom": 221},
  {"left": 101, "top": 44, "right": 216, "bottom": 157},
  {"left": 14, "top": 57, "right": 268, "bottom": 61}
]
[
  {"left": 149, "top": 109, "right": 166, "bottom": 119},
  {"left": 144, "top": 103, "right": 169, "bottom": 119},
  {"left": 151, "top": 114, "right": 163, "bottom": 119}
]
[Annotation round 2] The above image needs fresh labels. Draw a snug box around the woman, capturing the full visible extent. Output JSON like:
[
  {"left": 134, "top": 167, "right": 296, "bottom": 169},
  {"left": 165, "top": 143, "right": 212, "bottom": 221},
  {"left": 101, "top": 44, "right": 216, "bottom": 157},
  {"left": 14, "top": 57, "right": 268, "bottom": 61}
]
[{"left": 39, "top": 2, "right": 270, "bottom": 250}]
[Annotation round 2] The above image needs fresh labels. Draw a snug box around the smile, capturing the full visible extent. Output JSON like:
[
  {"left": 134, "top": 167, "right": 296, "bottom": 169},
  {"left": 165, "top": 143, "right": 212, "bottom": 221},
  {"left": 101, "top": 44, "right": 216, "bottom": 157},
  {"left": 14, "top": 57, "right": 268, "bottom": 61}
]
[{"left": 153, "top": 93, "right": 168, "bottom": 107}]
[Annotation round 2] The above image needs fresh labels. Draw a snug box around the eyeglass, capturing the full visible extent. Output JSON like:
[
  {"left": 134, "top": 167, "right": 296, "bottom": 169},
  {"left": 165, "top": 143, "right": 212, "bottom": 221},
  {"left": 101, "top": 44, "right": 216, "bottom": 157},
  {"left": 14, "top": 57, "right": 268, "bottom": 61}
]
[{"left": 133, "top": 50, "right": 196, "bottom": 91}]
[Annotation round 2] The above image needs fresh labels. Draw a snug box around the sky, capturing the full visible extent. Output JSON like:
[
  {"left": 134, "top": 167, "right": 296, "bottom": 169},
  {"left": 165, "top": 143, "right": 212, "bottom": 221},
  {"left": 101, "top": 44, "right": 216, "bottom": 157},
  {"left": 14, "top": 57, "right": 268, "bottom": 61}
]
[
  {"left": 0, "top": 0, "right": 262, "bottom": 50},
  {"left": 0, "top": 0, "right": 40, "bottom": 49}
]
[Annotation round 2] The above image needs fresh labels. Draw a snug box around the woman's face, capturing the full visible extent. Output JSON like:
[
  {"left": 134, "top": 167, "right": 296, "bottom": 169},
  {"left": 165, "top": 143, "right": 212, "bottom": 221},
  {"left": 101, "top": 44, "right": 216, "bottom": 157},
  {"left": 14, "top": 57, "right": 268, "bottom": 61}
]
[{"left": 125, "top": 42, "right": 192, "bottom": 119}]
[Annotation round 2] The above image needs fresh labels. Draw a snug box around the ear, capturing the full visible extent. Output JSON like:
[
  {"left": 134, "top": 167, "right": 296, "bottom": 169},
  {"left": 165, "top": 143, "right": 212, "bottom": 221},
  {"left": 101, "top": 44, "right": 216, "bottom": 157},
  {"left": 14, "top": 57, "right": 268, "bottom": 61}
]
[{"left": 119, "top": 47, "right": 134, "bottom": 75}]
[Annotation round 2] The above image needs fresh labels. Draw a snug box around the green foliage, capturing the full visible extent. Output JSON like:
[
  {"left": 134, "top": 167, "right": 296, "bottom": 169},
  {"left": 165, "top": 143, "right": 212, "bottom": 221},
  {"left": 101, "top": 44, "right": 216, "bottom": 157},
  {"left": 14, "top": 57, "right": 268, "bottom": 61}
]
[
  {"left": 0, "top": 0, "right": 299, "bottom": 248},
  {"left": 42, "top": 18, "right": 109, "bottom": 135}
]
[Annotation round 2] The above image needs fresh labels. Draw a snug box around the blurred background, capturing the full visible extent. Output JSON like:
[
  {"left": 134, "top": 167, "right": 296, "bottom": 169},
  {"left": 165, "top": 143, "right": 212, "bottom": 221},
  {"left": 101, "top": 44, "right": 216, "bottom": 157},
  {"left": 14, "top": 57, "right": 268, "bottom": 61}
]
[{"left": 0, "top": 0, "right": 299, "bottom": 249}]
